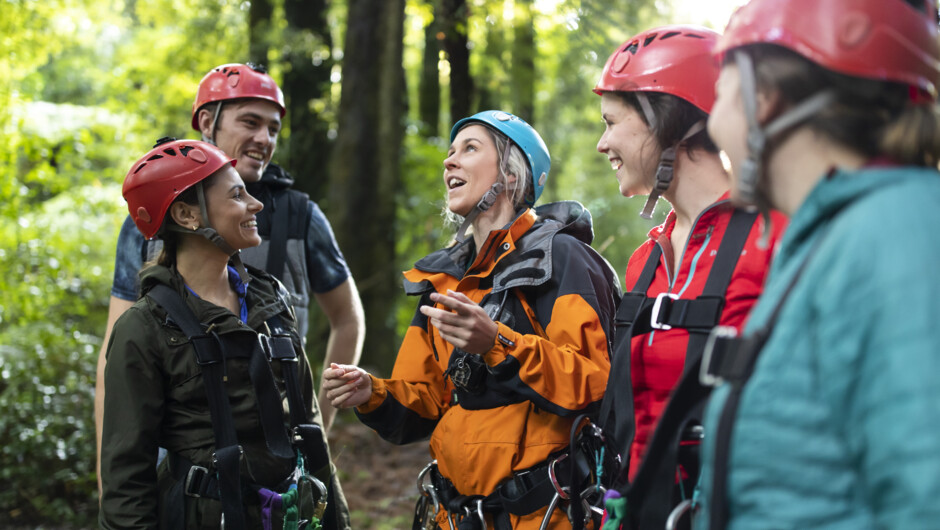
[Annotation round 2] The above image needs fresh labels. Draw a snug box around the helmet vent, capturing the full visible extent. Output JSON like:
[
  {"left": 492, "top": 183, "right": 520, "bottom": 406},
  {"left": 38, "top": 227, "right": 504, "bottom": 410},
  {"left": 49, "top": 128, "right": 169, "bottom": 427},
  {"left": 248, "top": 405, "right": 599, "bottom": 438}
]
[
  {"left": 162, "top": 148, "right": 177, "bottom": 156},
  {"left": 624, "top": 41, "right": 639, "bottom": 55},
  {"left": 661, "top": 31, "right": 682, "bottom": 40},
  {"left": 643, "top": 34, "right": 657, "bottom": 47},
  {"left": 179, "top": 145, "right": 195, "bottom": 156},
  {"left": 684, "top": 33, "right": 706, "bottom": 40},
  {"left": 146, "top": 154, "right": 164, "bottom": 161}
]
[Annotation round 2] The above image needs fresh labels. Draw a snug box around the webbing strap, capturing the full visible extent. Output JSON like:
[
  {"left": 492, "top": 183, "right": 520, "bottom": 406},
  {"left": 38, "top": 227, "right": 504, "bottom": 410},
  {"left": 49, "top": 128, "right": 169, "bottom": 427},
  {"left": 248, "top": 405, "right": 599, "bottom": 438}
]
[
  {"left": 262, "top": 324, "right": 308, "bottom": 429},
  {"left": 707, "top": 224, "right": 831, "bottom": 530},
  {"left": 623, "top": 209, "right": 757, "bottom": 529},
  {"left": 265, "top": 190, "right": 290, "bottom": 282},
  {"left": 147, "top": 285, "right": 246, "bottom": 530}
]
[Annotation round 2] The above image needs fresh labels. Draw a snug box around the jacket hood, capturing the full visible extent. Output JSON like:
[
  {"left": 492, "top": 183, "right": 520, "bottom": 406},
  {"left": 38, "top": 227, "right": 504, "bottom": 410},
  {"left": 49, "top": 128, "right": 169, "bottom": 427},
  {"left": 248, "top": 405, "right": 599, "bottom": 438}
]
[
  {"left": 777, "top": 166, "right": 933, "bottom": 264},
  {"left": 404, "top": 200, "right": 597, "bottom": 295}
]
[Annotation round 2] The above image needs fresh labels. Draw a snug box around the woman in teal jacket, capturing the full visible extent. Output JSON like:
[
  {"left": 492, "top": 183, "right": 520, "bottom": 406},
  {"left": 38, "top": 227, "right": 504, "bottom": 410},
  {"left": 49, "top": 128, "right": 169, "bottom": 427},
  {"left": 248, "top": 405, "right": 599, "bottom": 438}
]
[{"left": 694, "top": 0, "right": 940, "bottom": 528}]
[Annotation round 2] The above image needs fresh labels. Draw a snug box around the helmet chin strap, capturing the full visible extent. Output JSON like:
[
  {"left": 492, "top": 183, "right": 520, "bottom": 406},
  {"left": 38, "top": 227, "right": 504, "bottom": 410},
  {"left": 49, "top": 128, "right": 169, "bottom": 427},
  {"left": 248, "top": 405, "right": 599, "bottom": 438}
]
[
  {"left": 636, "top": 92, "right": 707, "bottom": 219},
  {"left": 168, "top": 181, "right": 251, "bottom": 284},
  {"left": 455, "top": 182, "right": 506, "bottom": 243},
  {"left": 734, "top": 51, "right": 837, "bottom": 246}
]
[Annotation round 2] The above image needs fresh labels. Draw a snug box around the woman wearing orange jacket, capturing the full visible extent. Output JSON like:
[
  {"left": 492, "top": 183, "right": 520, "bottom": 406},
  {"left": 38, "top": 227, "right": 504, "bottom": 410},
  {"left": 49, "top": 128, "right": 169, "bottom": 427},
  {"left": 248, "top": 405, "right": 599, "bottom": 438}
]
[{"left": 324, "top": 110, "right": 621, "bottom": 529}]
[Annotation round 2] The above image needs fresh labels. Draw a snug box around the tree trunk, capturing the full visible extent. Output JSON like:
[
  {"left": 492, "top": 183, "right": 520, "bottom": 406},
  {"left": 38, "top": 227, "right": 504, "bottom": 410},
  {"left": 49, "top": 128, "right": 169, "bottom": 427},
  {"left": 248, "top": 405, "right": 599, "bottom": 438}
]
[
  {"left": 441, "top": 0, "right": 472, "bottom": 122},
  {"left": 281, "top": 0, "right": 333, "bottom": 202},
  {"left": 248, "top": 0, "right": 273, "bottom": 66},
  {"left": 511, "top": 0, "right": 535, "bottom": 123},
  {"left": 329, "top": 0, "right": 406, "bottom": 373},
  {"left": 419, "top": 0, "right": 441, "bottom": 137}
]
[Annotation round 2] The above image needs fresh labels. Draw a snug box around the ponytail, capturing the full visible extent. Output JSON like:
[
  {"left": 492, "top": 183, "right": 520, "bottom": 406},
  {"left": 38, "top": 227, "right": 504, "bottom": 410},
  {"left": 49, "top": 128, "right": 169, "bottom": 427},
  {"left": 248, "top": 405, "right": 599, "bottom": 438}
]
[{"left": 880, "top": 104, "right": 940, "bottom": 167}]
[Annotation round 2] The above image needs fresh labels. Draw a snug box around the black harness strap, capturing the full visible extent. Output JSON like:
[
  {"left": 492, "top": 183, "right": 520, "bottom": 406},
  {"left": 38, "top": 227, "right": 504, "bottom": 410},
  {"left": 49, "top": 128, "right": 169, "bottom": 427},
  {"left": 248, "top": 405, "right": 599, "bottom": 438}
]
[
  {"left": 265, "top": 190, "right": 291, "bottom": 282},
  {"left": 705, "top": 225, "right": 830, "bottom": 530},
  {"left": 147, "top": 284, "right": 246, "bottom": 530}
]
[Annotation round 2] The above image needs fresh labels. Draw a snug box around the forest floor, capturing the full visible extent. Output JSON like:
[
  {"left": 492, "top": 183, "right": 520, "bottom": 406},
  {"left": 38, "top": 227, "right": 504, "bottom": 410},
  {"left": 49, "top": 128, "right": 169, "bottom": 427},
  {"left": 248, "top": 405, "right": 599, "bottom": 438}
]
[{"left": 329, "top": 411, "right": 431, "bottom": 529}]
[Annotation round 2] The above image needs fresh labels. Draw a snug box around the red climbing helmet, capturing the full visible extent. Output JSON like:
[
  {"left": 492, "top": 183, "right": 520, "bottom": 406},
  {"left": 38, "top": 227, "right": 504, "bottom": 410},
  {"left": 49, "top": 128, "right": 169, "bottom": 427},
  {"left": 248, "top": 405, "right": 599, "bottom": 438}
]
[
  {"left": 715, "top": 0, "right": 940, "bottom": 100},
  {"left": 123, "top": 138, "right": 235, "bottom": 239},
  {"left": 190, "top": 63, "right": 286, "bottom": 130},
  {"left": 595, "top": 25, "right": 720, "bottom": 113}
]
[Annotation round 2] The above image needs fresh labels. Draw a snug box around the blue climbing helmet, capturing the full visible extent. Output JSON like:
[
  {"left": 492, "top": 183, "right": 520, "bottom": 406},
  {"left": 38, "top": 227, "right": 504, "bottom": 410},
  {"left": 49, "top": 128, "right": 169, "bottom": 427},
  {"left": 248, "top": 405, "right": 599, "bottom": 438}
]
[{"left": 450, "top": 110, "right": 551, "bottom": 205}]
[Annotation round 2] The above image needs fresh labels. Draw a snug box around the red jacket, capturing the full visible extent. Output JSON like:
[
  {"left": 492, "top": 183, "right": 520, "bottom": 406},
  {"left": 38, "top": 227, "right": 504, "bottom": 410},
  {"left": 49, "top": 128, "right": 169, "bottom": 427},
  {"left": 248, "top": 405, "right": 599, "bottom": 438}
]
[{"left": 625, "top": 194, "right": 786, "bottom": 478}]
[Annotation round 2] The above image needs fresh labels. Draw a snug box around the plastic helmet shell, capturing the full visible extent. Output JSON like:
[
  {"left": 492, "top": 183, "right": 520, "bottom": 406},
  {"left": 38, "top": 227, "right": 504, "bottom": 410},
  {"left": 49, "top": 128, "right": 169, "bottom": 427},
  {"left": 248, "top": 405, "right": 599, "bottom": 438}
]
[
  {"left": 123, "top": 139, "right": 236, "bottom": 239},
  {"left": 450, "top": 110, "right": 551, "bottom": 205},
  {"left": 715, "top": 0, "right": 940, "bottom": 100},
  {"left": 191, "top": 63, "right": 286, "bottom": 130},
  {"left": 594, "top": 25, "right": 720, "bottom": 114}
]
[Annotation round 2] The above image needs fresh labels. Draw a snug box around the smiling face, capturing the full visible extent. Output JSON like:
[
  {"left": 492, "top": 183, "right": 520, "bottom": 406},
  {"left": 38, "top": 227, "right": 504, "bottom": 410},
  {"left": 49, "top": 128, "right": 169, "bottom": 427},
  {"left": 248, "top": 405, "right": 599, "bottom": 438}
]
[
  {"left": 707, "top": 64, "right": 750, "bottom": 202},
  {"left": 596, "top": 92, "right": 659, "bottom": 197},
  {"left": 204, "top": 165, "right": 264, "bottom": 250},
  {"left": 443, "top": 124, "right": 503, "bottom": 217},
  {"left": 200, "top": 99, "right": 281, "bottom": 184}
]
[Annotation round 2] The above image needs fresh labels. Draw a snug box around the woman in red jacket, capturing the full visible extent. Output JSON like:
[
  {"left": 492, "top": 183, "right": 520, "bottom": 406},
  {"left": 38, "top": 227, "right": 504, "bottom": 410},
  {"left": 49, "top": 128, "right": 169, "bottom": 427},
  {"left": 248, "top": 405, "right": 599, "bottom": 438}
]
[{"left": 593, "top": 24, "right": 786, "bottom": 528}]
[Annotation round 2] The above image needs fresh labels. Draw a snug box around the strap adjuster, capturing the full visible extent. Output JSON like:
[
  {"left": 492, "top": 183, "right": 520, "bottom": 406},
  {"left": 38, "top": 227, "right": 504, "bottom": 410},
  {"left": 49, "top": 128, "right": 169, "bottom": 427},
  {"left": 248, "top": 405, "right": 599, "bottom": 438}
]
[
  {"left": 700, "top": 325, "right": 739, "bottom": 387},
  {"left": 184, "top": 465, "right": 211, "bottom": 498},
  {"left": 650, "top": 292, "right": 680, "bottom": 330}
]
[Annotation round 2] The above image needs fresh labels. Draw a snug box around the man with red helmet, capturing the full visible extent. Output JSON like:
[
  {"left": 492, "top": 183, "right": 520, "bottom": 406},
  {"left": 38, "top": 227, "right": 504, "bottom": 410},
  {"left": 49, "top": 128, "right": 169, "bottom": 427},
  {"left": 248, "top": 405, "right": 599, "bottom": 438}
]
[
  {"left": 694, "top": 0, "right": 940, "bottom": 527},
  {"left": 591, "top": 25, "right": 786, "bottom": 529},
  {"left": 96, "top": 64, "right": 359, "bottom": 528},
  {"left": 101, "top": 138, "right": 340, "bottom": 529}
]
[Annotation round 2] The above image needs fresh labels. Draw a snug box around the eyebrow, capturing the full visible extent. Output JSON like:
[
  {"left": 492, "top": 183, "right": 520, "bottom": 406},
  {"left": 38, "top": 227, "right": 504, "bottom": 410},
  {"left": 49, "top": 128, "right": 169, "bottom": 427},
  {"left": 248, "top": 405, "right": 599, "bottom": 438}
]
[{"left": 449, "top": 136, "right": 482, "bottom": 151}]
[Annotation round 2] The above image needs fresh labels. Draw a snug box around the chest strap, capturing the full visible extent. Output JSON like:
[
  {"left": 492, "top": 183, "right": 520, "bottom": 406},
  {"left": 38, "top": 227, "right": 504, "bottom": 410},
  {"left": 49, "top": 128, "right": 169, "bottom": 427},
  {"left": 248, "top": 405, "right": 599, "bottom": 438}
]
[{"left": 265, "top": 190, "right": 291, "bottom": 282}]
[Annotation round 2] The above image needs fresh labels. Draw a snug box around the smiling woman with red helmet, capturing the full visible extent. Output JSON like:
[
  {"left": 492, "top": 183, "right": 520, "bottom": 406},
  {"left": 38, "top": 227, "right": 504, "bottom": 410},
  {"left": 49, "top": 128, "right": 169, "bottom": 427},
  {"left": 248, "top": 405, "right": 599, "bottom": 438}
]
[
  {"left": 100, "top": 139, "right": 339, "bottom": 529},
  {"left": 591, "top": 25, "right": 786, "bottom": 530},
  {"left": 694, "top": 0, "right": 940, "bottom": 528}
]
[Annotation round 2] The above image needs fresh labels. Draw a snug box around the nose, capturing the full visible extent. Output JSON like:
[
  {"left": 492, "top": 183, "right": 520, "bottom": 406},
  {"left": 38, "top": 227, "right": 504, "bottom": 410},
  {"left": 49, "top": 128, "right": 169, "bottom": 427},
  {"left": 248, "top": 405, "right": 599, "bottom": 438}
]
[
  {"left": 596, "top": 132, "right": 608, "bottom": 154},
  {"left": 443, "top": 152, "right": 458, "bottom": 170},
  {"left": 253, "top": 126, "right": 272, "bottom": 146},
  {"left": 247, "top": 191, "right": 263, "bottom": 213}
]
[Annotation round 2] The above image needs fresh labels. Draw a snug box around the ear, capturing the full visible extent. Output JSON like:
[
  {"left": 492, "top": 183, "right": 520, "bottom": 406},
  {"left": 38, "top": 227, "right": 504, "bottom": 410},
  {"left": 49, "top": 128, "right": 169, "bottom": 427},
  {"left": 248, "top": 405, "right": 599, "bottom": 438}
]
[
  {"left": 169, "top": 201, "right": 201, "bottom": 230},
  {"left": 196, "top": 108, "right": 215, "bottom": 139},
  {"left": 755, "top": 87, "right": 784, "bottom": 126}
]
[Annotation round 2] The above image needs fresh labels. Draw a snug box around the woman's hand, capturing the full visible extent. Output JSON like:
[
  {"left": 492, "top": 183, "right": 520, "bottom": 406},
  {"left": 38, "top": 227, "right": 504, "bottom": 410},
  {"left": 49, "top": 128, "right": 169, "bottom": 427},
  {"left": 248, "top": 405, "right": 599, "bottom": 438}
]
[
  {"left": 419, "top": 290, "right": 498, "bottom": 355},
  {"left": 322, "top": 363, "right": 373, "bottom": 409}
]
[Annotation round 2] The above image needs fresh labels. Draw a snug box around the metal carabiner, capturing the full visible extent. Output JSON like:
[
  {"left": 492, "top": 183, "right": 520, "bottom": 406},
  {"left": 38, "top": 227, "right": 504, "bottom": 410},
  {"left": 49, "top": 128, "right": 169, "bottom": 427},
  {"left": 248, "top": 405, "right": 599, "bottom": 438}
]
[
  {"left": 665, "top": 499, "right": 693, "bottom": 530},
  {"left": 538, "top": 492, "right": 561, "bottom": 530},
  {"left": 474, "top": 498, "right": 486, "bottom": 528},
  {"left": 297, "top": 474, "right": 329, "bottom": 521},
  {"left": 580, "top": 483, "right": 606, "bottom": 520},
  {"left": 547, "top": 454, "right": 571, "bottom": 500},
  {"left": 417, "top": 459, "right": 437, "bottom": 497}
]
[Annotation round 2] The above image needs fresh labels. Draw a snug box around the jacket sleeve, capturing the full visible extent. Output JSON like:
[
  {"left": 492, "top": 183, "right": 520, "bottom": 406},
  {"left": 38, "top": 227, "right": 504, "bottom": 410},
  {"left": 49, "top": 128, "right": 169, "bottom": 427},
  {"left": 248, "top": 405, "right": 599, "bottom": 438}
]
[
  {"left": 481, "top": 235, "right": 617, "bottom": 417},
  {"left": 356, "top": 294, "right": 449, "bottom": 444},
  {"left": 99, "top": 306, "right": 164, "bottom": 530}
]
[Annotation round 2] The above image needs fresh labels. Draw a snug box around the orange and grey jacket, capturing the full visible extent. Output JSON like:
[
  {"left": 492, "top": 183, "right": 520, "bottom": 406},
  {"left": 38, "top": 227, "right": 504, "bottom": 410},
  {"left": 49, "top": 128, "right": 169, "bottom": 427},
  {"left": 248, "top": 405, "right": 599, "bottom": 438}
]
[{"left": 356, "top": 201, "right": 620, "bottom": 522}]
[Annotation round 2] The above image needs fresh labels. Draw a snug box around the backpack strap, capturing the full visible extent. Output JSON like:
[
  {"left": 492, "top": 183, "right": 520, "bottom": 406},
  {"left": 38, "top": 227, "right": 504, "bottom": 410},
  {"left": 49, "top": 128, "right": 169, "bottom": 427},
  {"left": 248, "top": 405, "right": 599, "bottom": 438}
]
[
  {"left": 147, "top": 284, "right": 247, "bottom": 530},
  {"left": 265, "top": 190, "right": 291, "bottom": 282}
]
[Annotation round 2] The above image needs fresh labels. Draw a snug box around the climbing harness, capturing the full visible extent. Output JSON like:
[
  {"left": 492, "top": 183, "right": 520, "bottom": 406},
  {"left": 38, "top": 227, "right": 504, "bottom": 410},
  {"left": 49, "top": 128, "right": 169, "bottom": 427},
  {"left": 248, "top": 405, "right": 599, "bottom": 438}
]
[
  {"left": 593, "top": 207, "right": 757, "bottom": 530},
  {"left": 147, "top": 284, "right": 331, "bottom": 530}
]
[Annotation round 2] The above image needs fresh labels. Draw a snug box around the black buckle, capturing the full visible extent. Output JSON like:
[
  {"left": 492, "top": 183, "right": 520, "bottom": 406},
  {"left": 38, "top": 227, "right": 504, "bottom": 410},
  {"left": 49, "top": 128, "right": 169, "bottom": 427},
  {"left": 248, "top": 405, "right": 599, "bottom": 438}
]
[
  {"left": 700, "top": 325, "right": 739, "bottom": 387},
  {"left": 184, "top": 465, "right": 211, "bottom": 498}
]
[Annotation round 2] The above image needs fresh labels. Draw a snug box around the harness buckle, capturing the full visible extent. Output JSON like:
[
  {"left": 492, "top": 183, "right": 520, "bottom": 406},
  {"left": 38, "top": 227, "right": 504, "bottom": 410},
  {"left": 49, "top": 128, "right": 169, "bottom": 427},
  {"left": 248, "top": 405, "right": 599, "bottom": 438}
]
[
  {"left": 700, "top": 325, "right": 738, "bottom": 387},
  {"left": 184, "top": 465, "right": 211, "bottom": 498},
  {"left": 650, "top": 292, "right": 680, "bottom": 330}
]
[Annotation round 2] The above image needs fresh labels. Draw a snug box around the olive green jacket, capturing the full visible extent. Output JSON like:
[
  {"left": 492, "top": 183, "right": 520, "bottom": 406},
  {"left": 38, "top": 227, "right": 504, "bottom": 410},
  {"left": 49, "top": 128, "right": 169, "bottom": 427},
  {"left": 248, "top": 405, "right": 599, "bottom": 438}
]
[{"left": 100, "top": 263, "right": 349, "bottom": 529}]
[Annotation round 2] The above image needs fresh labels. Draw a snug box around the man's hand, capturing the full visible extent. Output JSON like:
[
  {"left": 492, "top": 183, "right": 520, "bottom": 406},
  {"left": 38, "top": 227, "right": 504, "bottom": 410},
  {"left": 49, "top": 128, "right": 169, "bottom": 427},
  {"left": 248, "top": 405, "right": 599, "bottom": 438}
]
[{"left": 322, "top": 363, "right": 373, "bottom": 409}]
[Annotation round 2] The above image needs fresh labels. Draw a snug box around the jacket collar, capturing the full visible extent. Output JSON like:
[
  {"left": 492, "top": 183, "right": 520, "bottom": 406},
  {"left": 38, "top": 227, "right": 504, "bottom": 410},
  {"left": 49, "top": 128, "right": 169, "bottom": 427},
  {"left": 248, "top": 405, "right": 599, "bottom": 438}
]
[
  {"left": 646, "top": 190, "right": 733, "bottom": 242},
  {"left": 403, "top": 200, "right": 596, "bottom": 295}
]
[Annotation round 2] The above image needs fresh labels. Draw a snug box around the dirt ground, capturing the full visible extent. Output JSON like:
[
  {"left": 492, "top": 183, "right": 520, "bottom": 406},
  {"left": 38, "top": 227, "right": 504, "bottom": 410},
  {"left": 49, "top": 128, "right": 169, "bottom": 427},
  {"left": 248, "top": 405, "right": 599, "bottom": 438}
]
[{"left": 328, "top": 412, "right": 432, "bottom": 529}]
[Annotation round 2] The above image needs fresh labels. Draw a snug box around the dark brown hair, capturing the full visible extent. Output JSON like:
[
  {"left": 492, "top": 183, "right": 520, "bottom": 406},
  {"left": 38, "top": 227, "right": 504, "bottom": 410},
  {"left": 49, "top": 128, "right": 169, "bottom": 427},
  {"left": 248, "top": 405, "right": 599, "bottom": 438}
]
[{"left": 614, "top": 91, "right": 718, "bottom": 156}]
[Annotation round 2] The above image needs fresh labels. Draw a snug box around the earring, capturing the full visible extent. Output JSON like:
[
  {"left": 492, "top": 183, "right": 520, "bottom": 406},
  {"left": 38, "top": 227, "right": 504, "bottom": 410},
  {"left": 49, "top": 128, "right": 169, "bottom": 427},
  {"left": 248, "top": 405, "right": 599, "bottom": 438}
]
[{"left": 192, "top": 225, "right": 198, "bottom": 231}]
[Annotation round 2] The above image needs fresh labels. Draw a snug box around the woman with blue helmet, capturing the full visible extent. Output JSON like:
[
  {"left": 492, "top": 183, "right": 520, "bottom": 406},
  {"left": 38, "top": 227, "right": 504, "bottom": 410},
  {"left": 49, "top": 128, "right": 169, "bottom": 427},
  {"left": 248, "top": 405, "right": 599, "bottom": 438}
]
[{"left": 324, "top": 111, "right": 621, "bottom": 528}]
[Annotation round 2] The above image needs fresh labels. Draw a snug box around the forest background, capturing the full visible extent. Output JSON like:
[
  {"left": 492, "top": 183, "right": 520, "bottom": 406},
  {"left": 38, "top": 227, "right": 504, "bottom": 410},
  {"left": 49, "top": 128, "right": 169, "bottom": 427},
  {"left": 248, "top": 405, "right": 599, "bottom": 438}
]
[{"left": 0, "top": 0, "right": 738, "bottom": 526}]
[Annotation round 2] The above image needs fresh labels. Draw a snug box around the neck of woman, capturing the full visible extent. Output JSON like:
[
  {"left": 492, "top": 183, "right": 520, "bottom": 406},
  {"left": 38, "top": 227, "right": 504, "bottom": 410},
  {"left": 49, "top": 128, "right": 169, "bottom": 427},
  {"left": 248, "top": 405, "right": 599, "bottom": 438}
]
[
  {"left": 662, "top": 149, "right": 730, "bottom": 230},
  {"left": 470, "top": 196, "right": 518, "bottom": 253},
  {"left": 767, "top": 128, "right": 867, "bottom": 216},
  {"left": 174, "top": 234, "right": 236, "bottom": 306}
]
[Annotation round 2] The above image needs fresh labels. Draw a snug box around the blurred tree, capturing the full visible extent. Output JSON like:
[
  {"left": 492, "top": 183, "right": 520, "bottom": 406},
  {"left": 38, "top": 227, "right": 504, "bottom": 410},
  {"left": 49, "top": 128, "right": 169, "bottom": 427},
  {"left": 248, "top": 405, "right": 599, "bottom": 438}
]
[
  {"left": 249, "top": 0, "right": 275, "bottom": 65},
  {"left": 281, "top": 0, "right": 335, "bottom": 202},
  {"left": 329, "top": 0, "right": 407, "bottom": 372},
  {"left": 419, "top": 0, "right": 442, "bottom": 137},
  {"left": 441, "top": 0, "right": 472, "bottom": 121},
  {"left": 511, "top": 0, "right": 535, "bottom": 122}
]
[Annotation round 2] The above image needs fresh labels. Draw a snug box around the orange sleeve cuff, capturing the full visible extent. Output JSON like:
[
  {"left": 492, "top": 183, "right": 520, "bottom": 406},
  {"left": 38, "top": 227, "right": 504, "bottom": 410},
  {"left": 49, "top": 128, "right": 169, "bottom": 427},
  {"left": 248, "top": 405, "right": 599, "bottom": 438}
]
[
  {"left": 356, "top": 375, "right": 387, "bottom": 414},
  {"left": 482, "top": 321, "right": 520, "bottom": 366}
]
